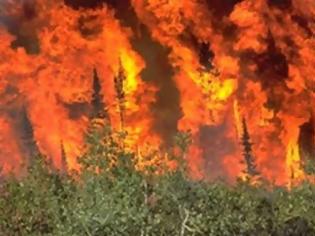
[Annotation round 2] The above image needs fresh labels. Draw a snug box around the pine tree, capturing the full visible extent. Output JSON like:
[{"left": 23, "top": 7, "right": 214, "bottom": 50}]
[
  {"left": 241, "top": 118, "right": 259, "bottom": 177},
  {"left": 20, "top": 107, "right": 40, "bottom": 159},
  {"left": 114, "top": 61, "right": 126, "bottom": 130},
  {"left": 91, "top": 68, "right": 109, "bottom": 127}
]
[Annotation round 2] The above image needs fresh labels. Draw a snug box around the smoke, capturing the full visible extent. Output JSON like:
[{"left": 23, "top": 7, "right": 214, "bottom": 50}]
[{"left": 0, "top": 0, "right": 41, "bottom": 54}]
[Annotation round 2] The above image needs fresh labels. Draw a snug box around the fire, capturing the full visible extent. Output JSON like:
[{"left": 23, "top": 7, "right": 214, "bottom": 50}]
[
  {"left": 0, "top": 0, "right": 314, "bottom": 185},
  {"left": 286, "top": 141, "right": 303, "bottom": 180}
]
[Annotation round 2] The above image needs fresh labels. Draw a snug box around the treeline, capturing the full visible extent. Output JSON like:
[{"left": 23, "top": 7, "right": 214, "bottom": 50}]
[{"left": 0, "top": 127, "right": 315, "bottom": 235}]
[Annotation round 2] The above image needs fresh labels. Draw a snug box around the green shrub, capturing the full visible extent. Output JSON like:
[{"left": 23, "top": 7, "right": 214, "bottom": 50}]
[{"left": 1, "top": 127, "right": 315, "bottom": 235}]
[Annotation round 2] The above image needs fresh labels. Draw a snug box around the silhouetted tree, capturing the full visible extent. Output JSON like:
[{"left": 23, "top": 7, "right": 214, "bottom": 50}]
[
  {"left": 114, "top": 61, "right": 126, "bottom": 130},
  {"left": 91, "top": 68, "right": 109, "bottom": 121},
  {"left": 241, "top": 118, "right": 259, "bottom": 177},
  {"left": 20, "top": 107, "right": 40, "bottom": 159}
]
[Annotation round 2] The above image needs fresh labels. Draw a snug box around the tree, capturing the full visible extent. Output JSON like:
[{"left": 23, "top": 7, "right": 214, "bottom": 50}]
[
  {"left": 2, "top": 122, "right": 315, "bottom": 235},
  {"left": 241, "top": 118, "right": 259, "bottom": 178},
  {"left": 20, "top": 107, "right": 40, "bottom": 162},
  {"left": 114, "top": 61, "right": 126, "bottom": 130},
  {"left": 91, "top": 68, "right": 109, "bottom": 125}
]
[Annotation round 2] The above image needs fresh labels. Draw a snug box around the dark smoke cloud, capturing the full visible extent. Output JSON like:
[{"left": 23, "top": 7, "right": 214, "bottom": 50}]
[
  {"left": 64, "top": 0, "right": 121, "bottom": 9},
  {"left": 267, "top": 0, "right": 292, "bottom": 10},
  {"left": 299, "top": 119, "right": 315, "bottom": 158},
  {"left": 205, "top": 0, "right": 243, "bottom": 19},
  {"left": 0, "top": 0, "right": 40, "bottom": 54},
  {"left": 291, "top": 15, "right": 313, "bottom": 37}
]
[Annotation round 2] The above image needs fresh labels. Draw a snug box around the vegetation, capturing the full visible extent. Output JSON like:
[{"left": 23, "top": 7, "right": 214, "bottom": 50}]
[{"left": 1, "top": 126, "right": 315, "bottom": 235}]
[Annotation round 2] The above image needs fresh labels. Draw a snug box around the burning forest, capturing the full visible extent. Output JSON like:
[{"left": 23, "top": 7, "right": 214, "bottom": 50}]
[{"left": 0, "top": 0, "right": 314, "bottom": 186}]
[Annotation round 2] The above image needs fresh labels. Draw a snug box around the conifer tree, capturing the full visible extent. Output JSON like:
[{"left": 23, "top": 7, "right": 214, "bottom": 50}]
[
  {"left": 20, "top": 107, "right": 40, "bottom": 159},
  {"left": 91, "top": 68, "right": 109, "bottom": 127},
  {"left": 114, "top": 61, "right": 126, "bottom": 130},
  {"left": 241, "top": 118, "right": 259, "bottom": 177}
]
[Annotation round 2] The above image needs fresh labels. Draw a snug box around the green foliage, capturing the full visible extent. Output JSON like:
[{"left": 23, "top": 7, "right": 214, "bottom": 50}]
[{"left": 1, "top": 126, "right": 315, "bottom": 235}]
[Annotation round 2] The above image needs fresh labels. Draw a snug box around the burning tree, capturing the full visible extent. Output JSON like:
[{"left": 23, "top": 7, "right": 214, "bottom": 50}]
[
  {"left": 20, "top": 107, "right": 40, "bottom": 161},
  {"left": 241, "top": 118, "right": 259, "bottom": 178},
  {"left": 91, "top": 68, "right": 109, "bottom": 124},
  {"left": 114, "top": 61, "right": 126, "bottom": 131}
]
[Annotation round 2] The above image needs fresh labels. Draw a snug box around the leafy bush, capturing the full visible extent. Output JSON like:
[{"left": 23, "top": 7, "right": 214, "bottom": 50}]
[{"left": 1, "top": 127, "right": 315, "bottom": 235}]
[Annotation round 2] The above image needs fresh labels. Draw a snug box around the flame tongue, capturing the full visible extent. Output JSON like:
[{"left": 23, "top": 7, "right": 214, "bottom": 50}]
[{"left": 0, "top": 0, "right": 314, "bottom": 185}]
